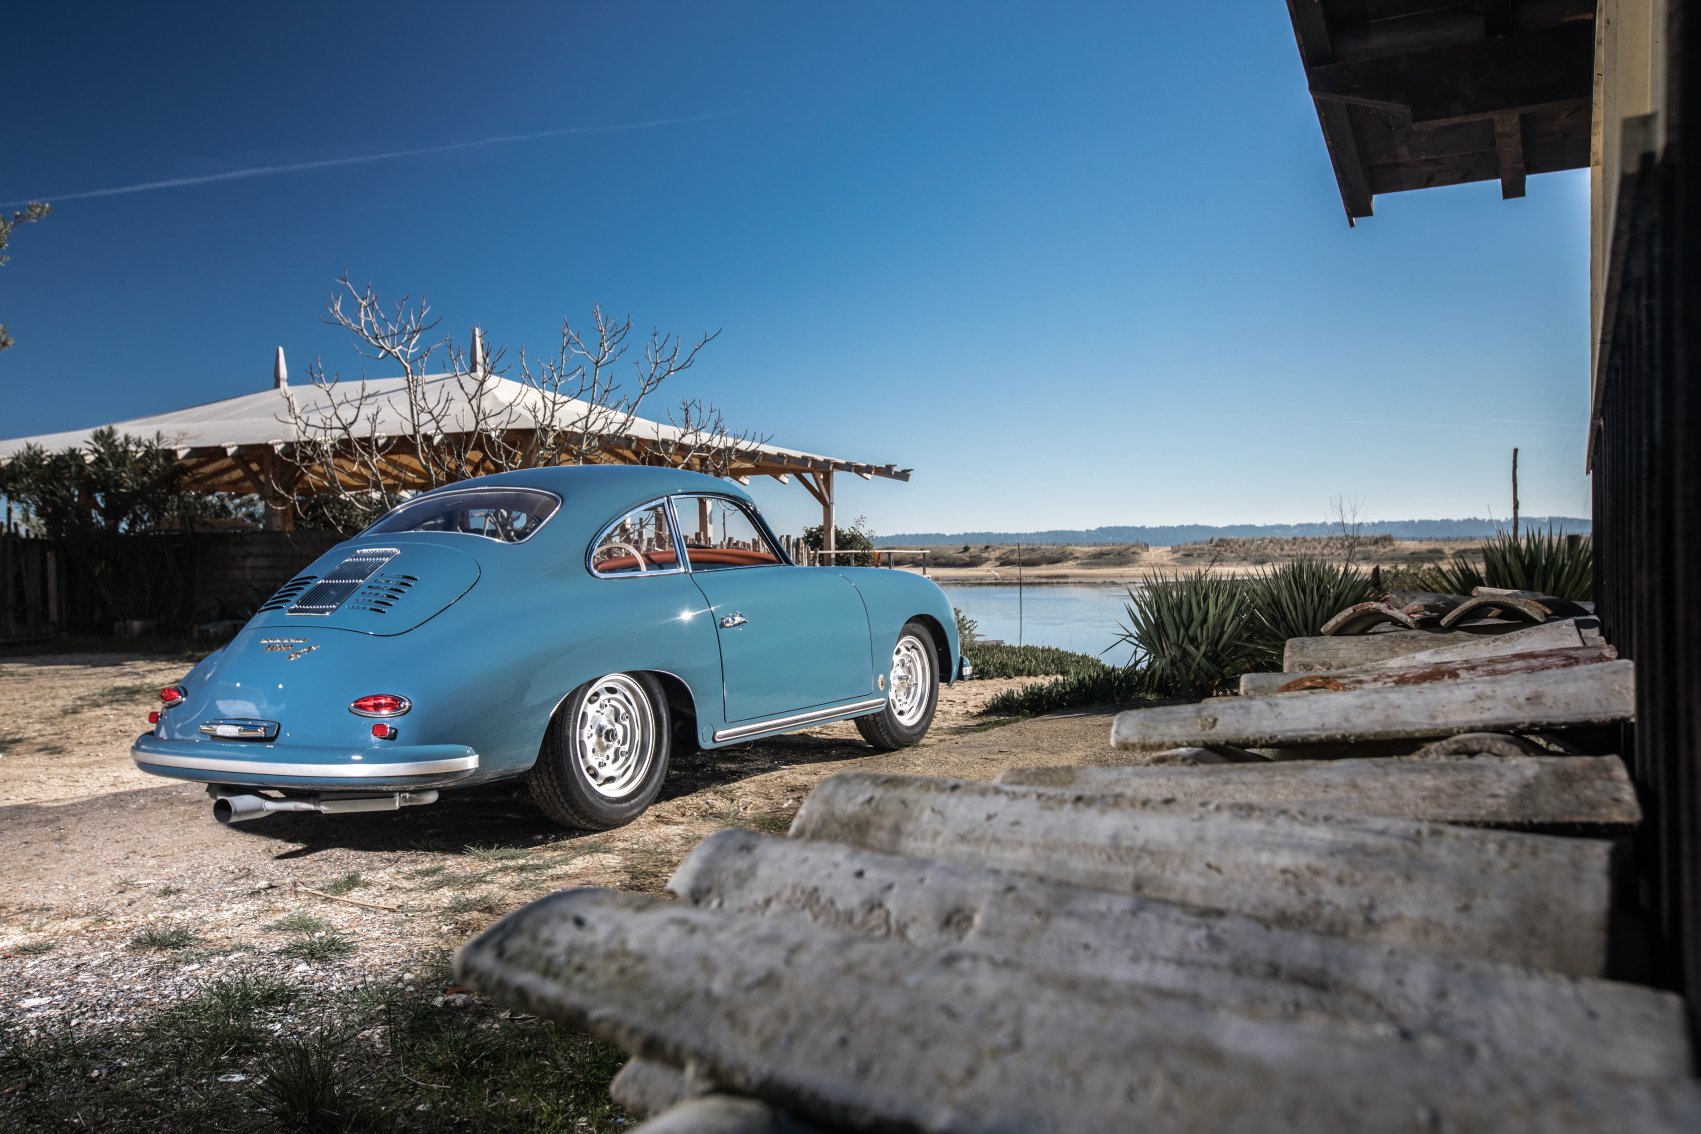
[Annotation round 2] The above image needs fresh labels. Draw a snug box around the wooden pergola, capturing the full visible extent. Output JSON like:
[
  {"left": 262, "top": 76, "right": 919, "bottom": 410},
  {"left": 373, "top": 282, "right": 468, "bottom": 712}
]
[{"left": 0, "top": 348, "right": 910, "bottom": 551}]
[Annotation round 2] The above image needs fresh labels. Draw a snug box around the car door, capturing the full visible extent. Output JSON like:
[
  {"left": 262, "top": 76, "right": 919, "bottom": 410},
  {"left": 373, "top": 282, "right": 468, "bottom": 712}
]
[{"left": 677, "top": 494, "right": 874, "bottom": 723}]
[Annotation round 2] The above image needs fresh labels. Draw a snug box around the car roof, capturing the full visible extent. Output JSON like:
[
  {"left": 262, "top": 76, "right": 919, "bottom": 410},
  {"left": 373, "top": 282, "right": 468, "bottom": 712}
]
[{"left": 414, "top": 464, "right": 755, "bottom": 509}]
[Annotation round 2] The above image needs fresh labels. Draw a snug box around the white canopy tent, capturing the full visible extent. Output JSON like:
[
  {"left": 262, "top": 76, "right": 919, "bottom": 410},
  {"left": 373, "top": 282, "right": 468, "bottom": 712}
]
[{"left": 0, "top": 347, "right": 910, "bottom": 546}]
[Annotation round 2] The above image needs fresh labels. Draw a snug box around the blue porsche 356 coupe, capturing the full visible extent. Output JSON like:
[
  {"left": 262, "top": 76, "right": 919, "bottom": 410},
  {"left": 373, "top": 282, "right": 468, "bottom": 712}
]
[{"left": 133, "top": 466, "right": 965, "bottom": 829}]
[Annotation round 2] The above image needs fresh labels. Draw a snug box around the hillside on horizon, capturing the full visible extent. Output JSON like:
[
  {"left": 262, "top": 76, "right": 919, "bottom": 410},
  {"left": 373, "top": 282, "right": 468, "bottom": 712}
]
[{"left": 877, "top": 516, "right": 1592, "bottom": 547}]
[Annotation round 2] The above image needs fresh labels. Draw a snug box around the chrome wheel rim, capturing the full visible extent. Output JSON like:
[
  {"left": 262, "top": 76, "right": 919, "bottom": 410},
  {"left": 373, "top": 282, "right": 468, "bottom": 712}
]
[
  {"left": 888, "top": 634, "right": 933, "bottom": 727},
  {"left": 574, "top": 674, "right": 655, "bottom": 799}
]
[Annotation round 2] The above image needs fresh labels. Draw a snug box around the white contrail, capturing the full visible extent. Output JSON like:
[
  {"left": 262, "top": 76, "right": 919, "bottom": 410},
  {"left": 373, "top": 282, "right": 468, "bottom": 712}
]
[{"left": 5, "top": 110, "right": 746, "bottom": 205}]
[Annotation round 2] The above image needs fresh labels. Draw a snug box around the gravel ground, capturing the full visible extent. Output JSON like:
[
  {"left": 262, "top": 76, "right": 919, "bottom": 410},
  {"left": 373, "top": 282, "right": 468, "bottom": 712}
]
[{"left": 1, "top": 651, "right": 1127, "bottom": 1040}]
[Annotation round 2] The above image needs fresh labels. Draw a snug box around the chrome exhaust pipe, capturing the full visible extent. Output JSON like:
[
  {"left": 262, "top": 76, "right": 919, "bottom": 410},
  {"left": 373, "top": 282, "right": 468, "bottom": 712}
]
[
  {"left": 211, "top": 790, "right": 318, "bottom": 825},
  {"left": 208, "top": 786, "right": 440, "bottom": 824}
]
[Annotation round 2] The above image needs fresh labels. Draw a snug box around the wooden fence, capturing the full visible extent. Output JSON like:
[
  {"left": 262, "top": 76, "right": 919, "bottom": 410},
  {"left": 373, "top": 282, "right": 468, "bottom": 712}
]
[{"left": 0, "top": 531, "right": 341, "bottom": 640}]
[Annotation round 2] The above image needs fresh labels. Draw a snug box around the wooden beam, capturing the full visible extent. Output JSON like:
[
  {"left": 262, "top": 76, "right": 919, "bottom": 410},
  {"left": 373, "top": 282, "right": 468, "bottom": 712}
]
[
  {"left": 458, "top": 890, "right": 1701, "bottom": 1132},
  {"left": 1113, "top": 662, "right": 1635, "bottom": 752},
  {"left": 1285, "top": 1, "right": 1373, "bottom": 220},
  {"left": 1305, "top": 22, "right": 1595, "bottom": 127},
  {"left": 669, "top": 829, "right": 1681, "bottom": 1076},
  {"left": 792, "top": 772, "right": 1614, "bottom": 973},
  {"left": 1495, "top": 111, "right": 1527, "bottom": 198}
]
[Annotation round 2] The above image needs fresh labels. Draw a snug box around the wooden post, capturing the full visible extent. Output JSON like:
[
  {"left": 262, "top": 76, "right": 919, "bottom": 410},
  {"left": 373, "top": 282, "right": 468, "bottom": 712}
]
[
  {"left": 821, "top": 470, "right": 835, "bottom": 556},
  {"left": 1512, "top": 447, "right": 1520, "bottom": 539}
]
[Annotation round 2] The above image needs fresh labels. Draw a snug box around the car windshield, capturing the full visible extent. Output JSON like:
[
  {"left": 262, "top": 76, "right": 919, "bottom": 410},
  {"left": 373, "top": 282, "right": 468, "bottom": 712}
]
[{"left": 363, "top": 488, "right": 560, "bottom": 544}]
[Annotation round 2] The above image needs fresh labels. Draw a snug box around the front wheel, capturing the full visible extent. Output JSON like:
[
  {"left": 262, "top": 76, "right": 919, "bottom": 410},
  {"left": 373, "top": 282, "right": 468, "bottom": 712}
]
[
  {"left": 856, "top": 620, "right": 940, "bottom": 751},
  {"left": 528, "top": 672, "right": 670, "bottom": 829}
]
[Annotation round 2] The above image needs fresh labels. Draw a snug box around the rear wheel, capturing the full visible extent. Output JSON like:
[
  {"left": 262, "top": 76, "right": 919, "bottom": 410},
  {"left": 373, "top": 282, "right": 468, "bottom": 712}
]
[
  {"left": 856, "top": 620, "right": 939, "bottom": 750},
  {"left": 528, "top": 672, "right": 670, "bottom": 829}
]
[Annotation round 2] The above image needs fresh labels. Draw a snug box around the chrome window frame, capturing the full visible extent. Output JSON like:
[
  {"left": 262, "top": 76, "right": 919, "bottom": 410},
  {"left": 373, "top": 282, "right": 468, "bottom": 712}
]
[
  {"left": 586, "top": 497, "right": 691, "bottom": 580},
  {"left": 361, "top": 486, "right": 563, "bottom": 546},
  {"left": 669, "top": 493, "right": 794, "bottom": 573}
]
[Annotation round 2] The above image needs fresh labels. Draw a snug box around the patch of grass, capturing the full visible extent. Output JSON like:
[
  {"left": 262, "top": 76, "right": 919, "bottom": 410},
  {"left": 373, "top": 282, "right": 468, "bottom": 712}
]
[
  {"left": 1244, "top": 557, "right": 1378, "bottom": 669},
  {"left": 430, "top": 869, "right": 496, "bottom": 889},
  {"left": 129, "top": 925, "right": 197, "bottom": 951},
  {"left": 442, "top": 893, "right": 501, "bottom": 915},
  {"left": 965, "top": 643, "right": 1106, "bottom": 679},
  {"left": 982, "top": 667, "right": 1154, "bottom": 717},
  {"left": 464, "top": 843, "right": 532, "bottom": 862},
  {"left": 155, "top": 976, "right": 294, "bottom": 1067},
  {"left": 405, "top": 864, "right": 448, "bottom": 879},
  {"left": 317, "top": 872, "right": 366, "bottom": 896},
  {"left": 620, "top": 845, "right": 683, "bottom": 893},
  {"left": 12, "top": 939, "right": 56, "bottom": 956},
  {"left": 497, "top": 860, "right": 550, "bottom": 874},
  {"left": 278, "top": 933, "right": 357, "bottom": 962},
  {"left": 997, "top": 544, "right": 1074, "bottom": 566},
  {"left": 154, "top": 884, "right": 185, "bottom": 898},
  {"left": 0, "top": 971, "right": 630, "bottom": 1132},
  {"left": 254, "top": 1032, "right": 377, "bottom": 1132},
  {"left": 264, "top": 912, "right": 332, "bottom": 935}
]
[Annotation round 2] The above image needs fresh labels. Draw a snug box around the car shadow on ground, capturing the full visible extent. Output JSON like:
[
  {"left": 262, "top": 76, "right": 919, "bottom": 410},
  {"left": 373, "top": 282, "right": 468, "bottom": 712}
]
[{"left": 215, "top": 735, "right": 875, "bottom": 857}]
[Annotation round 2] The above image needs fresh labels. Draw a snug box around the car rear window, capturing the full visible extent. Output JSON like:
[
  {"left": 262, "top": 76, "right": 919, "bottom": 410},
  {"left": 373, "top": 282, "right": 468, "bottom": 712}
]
[{"left": 364, "top": 488, "right": 560, "bottom": 544}]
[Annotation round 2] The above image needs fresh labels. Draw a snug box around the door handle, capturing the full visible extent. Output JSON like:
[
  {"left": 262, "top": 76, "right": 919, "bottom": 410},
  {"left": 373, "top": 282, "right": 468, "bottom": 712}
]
[{"left": 719, "top": 612, "right": 748, "bottom": 629}]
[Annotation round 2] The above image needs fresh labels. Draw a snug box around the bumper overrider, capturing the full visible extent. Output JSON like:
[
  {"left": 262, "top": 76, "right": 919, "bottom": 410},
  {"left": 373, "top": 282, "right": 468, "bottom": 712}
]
[{"left": 132, "top": 733, "right": 481, "bottom": 793}]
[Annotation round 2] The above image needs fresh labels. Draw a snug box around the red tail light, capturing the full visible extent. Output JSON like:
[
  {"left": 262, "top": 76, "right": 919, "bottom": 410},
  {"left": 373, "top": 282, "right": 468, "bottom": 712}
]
[
  {"left": 148, "top": 711, "right": 161, "bottom": 725},
  {"left": 159, "top": 687, "right": 185, "bottom": 706},
  {"left": 350, "top": 694, "right": 411, "bottom": 717}
]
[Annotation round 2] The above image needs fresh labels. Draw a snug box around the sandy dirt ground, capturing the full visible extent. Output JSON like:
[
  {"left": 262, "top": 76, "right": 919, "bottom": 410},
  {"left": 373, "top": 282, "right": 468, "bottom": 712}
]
[
  {"left": 0, "top": 651, "right": 1134, "bottom": 1033},
  {"left": 912, "top": 538, "right": 1476, "bottom": 585}
]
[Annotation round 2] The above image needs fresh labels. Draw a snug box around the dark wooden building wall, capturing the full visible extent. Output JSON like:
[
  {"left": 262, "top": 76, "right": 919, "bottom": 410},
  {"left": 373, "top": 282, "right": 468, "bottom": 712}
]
[{"left": 1592, "top": 2, "right": 1701, "bottom": 1035}]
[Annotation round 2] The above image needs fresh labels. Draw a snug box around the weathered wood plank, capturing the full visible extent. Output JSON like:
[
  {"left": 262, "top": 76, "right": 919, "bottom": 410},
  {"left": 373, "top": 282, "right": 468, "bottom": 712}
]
[
  {"left": 788, "top": 773, "right": 1612, "bottom": 974},
  {"left": 1270, "top": 645, "right": 1618, "bottom": 694},
  {"left": 1282, "top": 618, "right": 1588, "bottom": 672},
  {"left": 994, "top": 754, "right": 1640, "bottom": 830},
  {"left": 667, "top": 830, "right": 1685, "bottom": 1078},
  {"left": 1118, "top": 662, "right": 1634, "bottom": 751},
  {"left": 458, "top": 889, "right": 1701, "bottom": 1133}
]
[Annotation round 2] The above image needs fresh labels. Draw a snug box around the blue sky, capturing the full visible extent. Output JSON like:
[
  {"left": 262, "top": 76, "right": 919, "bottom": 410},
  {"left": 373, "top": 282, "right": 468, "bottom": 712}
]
[{"left": 0, "top": 1, "right": 1592, "bottom": 538}]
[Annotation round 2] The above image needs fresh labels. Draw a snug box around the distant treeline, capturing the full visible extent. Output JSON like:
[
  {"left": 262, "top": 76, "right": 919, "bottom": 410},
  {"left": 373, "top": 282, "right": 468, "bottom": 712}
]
[{"left": 878, "top": 517, "right": 1593, "bottom": 547}]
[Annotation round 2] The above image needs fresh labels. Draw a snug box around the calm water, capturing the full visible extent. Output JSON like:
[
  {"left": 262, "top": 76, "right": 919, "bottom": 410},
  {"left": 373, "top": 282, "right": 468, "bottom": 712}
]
[{"left": 940, "top": 584, "right": 1138, "bottom": 666}]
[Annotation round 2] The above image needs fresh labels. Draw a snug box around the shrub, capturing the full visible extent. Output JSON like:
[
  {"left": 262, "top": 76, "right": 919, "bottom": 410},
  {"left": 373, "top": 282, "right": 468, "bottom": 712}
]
[
  {"left": 1480, "top": 530, "right": 1592, "bottom": 600},
  {"left": 1244, "top": 558, "right": 1378, "bottom": 668},
  {"left": 982, "top": 667, "right": 1151, "bottom": 716},
  {"left": 1116, "top": 571, "right": 1258, "bottom": 699},
  {"left": 954, "top": 606, "right": 979, "bottom": 647},
  {"left": 997, "top": 545, "right": 1073, "bottom": 567},
  {"left": 802, "top": 519, "right": 876, "bottom": 566},
  {"left": 964, "top": 643, "right": 1102, "bottom": 679}
]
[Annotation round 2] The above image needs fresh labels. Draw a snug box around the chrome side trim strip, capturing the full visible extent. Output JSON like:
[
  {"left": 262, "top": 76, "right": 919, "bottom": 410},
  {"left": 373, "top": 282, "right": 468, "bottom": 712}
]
[
  {"left": 135, "top": 751, "right": 478, "bottom": 778},
  {"left": 713, "top": 698, "right": 886, "bottom": 743}
]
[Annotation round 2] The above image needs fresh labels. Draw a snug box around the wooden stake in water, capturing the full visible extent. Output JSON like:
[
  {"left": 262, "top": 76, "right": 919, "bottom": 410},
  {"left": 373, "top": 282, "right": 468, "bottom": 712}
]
[{"left": 1017, "top": 540, "right": 1024, "bottom": 646}]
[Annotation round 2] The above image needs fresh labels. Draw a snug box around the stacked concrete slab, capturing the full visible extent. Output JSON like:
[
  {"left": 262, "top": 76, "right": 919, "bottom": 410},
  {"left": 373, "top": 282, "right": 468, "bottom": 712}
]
[{"left": 458, "top": 616, "right": 1699, "bottom": 1132}]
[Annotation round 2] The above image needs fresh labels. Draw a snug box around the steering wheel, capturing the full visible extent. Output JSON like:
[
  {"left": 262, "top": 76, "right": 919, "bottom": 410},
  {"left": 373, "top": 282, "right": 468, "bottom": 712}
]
[
  {"left": 601, "top": 541, "right": 649, "bottom": 571},
  {"left": 481, "top": 508, "right": 517, "bottom": 542}
]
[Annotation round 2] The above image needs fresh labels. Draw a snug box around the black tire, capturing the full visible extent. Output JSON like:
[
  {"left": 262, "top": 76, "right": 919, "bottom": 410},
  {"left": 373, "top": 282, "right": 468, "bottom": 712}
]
[
  {"left": 528, "top": 671, "right": 670, "bottom": 830},
  {"left": 856, "top": 620, "right": 940, "bottom": 751}
]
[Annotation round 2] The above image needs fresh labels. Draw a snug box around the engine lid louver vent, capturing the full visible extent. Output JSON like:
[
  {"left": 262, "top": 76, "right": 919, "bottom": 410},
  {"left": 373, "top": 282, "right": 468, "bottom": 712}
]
[
  {"left": 257, "top": 574, "right": 319, "bottom": 613},
  {"left": 287, "top": 548, "right": 402, "bottom": 616},
  {"left": 344, "top": 572, "right": 420, "bottom": 615}
]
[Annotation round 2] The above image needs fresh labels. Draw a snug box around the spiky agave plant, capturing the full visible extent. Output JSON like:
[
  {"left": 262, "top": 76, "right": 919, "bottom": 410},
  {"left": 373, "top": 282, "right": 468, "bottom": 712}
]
[
  {"left": 1245, "top": 558, "right": 1379, "bottom": 669},
  {"left": 1480, "top": 530, "right": 1593, "bottom": 600},
  {"left": 1116, "top": 570, "right": 1258, "bottom": 700}
]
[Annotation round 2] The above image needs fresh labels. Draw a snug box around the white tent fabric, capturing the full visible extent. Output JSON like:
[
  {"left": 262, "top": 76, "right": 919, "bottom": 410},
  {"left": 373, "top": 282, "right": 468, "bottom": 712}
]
[{"left": 0, "top": 373, "right": 902, "bottom": 477}]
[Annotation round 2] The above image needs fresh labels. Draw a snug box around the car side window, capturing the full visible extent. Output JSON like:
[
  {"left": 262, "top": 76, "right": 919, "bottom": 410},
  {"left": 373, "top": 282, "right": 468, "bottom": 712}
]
[
  {"left": 590, "top": 502, "right": 682, "bottom": 577},
  {"left": 675, "top": 496, "right": 783, "bottom": 571}
]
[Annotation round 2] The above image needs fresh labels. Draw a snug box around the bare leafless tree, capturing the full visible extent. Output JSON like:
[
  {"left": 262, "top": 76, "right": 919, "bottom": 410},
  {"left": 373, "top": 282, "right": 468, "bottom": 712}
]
[
  {"left": 1328, "top": 494, "right": 1368, "bottom": 567},
  {"left": 274, "top": 276, "right": 764, "bottom": 527}
]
